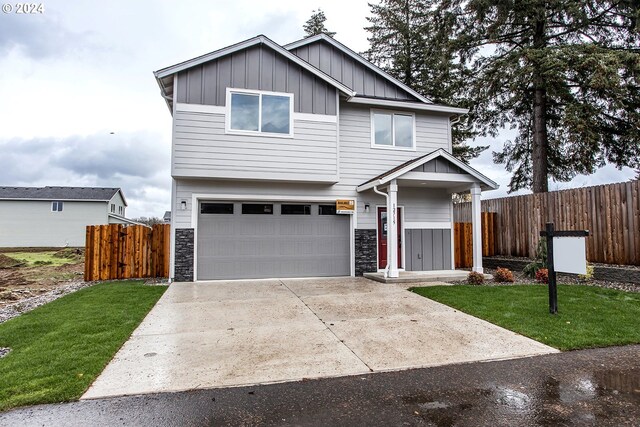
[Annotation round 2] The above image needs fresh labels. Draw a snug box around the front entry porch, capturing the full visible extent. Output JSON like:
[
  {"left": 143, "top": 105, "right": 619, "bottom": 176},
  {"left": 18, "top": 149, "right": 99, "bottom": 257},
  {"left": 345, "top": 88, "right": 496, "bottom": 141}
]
[
  {"left": 356, "top": 149, "right": 499, "bottom": 279},
  {"left": 364, "top": 269, "right": 489, "bottom": 284}
]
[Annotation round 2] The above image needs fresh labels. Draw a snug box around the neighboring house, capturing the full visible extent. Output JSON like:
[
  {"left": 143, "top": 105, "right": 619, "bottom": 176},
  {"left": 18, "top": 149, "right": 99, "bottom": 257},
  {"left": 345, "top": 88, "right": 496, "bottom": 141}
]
[
  {"left": 154, "top": 34, "right": 498, "bottom": 282},
  {"left": 0, "top": 186, "right": 138, "bottom": 247},
  {"left": 163, "top": 211, "right": 172, "bottom": 223}
]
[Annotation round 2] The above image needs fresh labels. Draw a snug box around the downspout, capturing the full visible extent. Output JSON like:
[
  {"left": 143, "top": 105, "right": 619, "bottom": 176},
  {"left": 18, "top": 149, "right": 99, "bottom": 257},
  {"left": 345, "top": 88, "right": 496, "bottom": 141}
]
[{"left": 373, "top": 185, "right": 391, "bottom": 279}]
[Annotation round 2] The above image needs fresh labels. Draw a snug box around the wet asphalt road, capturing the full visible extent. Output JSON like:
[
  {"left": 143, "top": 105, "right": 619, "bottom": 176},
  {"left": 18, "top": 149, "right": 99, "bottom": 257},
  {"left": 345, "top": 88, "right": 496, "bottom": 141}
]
[{"left": 2, "top": 345, "right": 638, "bottom": 427}]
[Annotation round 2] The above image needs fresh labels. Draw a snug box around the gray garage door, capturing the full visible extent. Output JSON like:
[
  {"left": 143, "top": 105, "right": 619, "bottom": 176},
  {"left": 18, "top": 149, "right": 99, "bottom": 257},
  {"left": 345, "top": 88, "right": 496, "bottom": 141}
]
[{"left": 197, "top": 201, "right": 351, "bottom": 280}]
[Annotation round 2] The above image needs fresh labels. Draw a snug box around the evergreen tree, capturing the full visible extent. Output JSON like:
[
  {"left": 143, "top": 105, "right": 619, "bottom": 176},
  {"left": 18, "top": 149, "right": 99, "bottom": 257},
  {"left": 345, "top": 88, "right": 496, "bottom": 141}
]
[
  {"left": 364, "top": 0, "right": 487, "bottom": 164},
  {"left": 448, "top": 0, "right": 640, "bottom": 192},
  {"left": 303, "top": 9, "right": 336, "bottom": 38}
]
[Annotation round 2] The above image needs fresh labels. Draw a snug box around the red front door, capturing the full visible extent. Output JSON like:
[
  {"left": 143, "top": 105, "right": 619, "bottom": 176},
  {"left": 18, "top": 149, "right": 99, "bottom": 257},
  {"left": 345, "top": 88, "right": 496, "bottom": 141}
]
[{"left": 377, "top": 207, "right": 402, "bottom": 269}]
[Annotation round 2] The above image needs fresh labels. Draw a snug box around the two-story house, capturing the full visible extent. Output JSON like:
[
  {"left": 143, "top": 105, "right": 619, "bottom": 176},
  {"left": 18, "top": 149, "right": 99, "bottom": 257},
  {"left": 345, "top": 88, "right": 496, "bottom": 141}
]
[
  {"left": 154, "top": 34, "right": 497, "bottom": 282},
  {"left": 0, "top": 186, "right": 136, "bottom": 247}
]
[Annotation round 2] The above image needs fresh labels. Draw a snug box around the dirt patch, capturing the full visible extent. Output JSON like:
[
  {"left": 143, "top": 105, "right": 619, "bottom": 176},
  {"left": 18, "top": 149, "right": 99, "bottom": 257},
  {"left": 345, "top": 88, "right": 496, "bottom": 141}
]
[
  {"left": 0, "top": 251, "right": 85, "bottom": 311},
  {"left": 0, "top": 254, "right": 24, "bottom": 269}
]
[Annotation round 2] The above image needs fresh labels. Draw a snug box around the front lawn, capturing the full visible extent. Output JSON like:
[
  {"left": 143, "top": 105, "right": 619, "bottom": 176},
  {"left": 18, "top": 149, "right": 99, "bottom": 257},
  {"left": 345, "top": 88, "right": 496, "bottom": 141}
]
[
  {"left": 0, "top": 281, "right": 166, "bottom": 411},
  {"left": 411, "top": 284, "right": 640, "bottom": 351}
]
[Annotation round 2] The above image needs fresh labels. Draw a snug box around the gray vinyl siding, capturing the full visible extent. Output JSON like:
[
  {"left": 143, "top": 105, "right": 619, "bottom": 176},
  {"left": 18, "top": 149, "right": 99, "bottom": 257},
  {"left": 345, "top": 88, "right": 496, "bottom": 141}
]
[
  {"left": 289, "top": 40, "right": 419, "bottom": 102},
  {"left": 172, "top": 109, "right": 338, "bottom": 182},
  {"left": 107, "top": 192, "right": 126, "bottom": 216},
  {"left": 0, "top": 200, "right": 109, "bottom": 247},
  {"left": 172, "top": 101, "right": 452, "bottom": 231},
  {"left": 176, "top": 44, "right": 337, "bottom": 115}
]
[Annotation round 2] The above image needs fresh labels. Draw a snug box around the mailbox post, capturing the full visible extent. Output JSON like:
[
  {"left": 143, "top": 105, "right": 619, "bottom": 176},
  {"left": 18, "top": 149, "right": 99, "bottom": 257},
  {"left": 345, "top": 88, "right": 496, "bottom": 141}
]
[{"left": 540, "top": 223, "right": 589, "bottom": 314}]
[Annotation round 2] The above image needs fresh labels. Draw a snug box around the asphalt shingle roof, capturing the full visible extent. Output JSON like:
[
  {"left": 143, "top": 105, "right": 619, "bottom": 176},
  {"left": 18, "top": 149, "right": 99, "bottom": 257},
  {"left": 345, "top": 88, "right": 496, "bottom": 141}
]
[{"left": 0, "top": 186, "right": 121, "bottom": 201}]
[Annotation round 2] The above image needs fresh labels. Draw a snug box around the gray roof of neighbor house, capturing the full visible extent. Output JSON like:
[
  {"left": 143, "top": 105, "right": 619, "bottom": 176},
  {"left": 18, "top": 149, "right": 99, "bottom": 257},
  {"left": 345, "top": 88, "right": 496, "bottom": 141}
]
[{"left": 0, "top": 186, "right": 126, "bottom": 204}]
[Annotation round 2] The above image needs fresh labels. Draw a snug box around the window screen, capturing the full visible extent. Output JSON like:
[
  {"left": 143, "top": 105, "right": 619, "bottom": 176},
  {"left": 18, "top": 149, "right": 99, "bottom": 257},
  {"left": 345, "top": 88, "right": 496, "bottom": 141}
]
[
  {"left": 318, "top": 205, "right": 337, "bottom": 215},
  {"left": 52, "top": 201, "right": 63, "bottom": 212},
  {"left": 201, "top": 203, "right": 234, "bottom": 214},
  {"left": 242, "top": 203, "right": 273, "bottom": 214},
  {"left": 281, "top": 204, "right": 311, "bottom": 215}
]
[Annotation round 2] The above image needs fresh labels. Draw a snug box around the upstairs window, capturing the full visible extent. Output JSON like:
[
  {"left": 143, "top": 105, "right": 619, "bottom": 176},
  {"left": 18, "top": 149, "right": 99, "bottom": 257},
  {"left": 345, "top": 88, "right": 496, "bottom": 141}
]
[
  {"left": 227, "top": 89, "right": 293, "bottom": 137},
  {"left": 111, "top": 204, "right": 115, "bottom": 213},
  {"left": 118, "top": 206, "right": 124, "bottom": 215},
  {"left": 371, "top": 110, "right": 415, "bottom": 150},
  {"left": 52, "top": 201, "right": 63, "bottom": 212}
]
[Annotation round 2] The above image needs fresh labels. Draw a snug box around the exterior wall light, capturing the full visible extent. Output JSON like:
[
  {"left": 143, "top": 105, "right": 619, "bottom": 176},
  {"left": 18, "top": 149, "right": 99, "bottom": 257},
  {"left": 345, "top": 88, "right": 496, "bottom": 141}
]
[
  {"left": 364, "top": 203, "right": 370, "bottom": 213},
  {"left": 180, "top": 200, "right": 187, "bottom": 210}
]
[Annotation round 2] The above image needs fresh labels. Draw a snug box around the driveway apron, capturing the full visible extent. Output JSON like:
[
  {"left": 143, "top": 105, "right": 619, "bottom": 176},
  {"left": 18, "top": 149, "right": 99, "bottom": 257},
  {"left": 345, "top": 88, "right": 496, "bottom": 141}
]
[{"left": 82, "top": 278, "right": 557, "bottom": 399}]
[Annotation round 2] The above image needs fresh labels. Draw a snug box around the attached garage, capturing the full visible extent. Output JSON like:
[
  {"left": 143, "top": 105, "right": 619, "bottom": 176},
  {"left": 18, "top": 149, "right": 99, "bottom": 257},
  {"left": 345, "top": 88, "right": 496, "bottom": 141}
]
[{"left": 196, "top": 201, "right": 351, "bottom": 280}]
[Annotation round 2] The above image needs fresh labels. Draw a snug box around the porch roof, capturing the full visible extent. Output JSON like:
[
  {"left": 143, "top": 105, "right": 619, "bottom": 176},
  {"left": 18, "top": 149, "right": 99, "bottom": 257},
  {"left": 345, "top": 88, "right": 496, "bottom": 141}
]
[{"left": 356, "top": 149, "right": 499, "bottom": 193}]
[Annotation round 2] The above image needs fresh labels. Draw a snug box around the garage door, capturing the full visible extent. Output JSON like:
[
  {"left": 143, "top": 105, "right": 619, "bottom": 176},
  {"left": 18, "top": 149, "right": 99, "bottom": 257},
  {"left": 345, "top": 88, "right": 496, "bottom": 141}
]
[{"left": 197, "top": 201, "right": 351, "bottom": 280}]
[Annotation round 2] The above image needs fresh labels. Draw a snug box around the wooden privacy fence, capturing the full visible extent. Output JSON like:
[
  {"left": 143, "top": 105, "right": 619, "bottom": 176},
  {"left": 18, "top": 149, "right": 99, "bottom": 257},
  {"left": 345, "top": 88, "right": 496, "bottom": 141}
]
[
  {"left": 84, "top": 224, "right": 170, "bottom": 281},
  {"left": 454, "top": 212, "right": 496, "bottom": 268},
  {"left": 453, "top": 180, "right": 640, "bottom": 265}
]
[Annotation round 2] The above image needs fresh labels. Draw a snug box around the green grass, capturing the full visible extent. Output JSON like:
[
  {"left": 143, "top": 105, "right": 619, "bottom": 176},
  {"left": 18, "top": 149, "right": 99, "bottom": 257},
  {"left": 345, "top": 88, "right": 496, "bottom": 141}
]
[
  {"left": 0, "top": 281, "right": 166, "bottom": 411},
  {"left": 411, "top": 284, "right": 640, "bottom": 351},
  {"left": 4, "top": 251, "right": 76, "bottom": 267}
]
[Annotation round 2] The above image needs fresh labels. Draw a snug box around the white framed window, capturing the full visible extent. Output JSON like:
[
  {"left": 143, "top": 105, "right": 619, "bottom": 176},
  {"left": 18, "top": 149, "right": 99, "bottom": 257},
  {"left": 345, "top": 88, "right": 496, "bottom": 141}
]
[
  {"left": 111, "top": 204, "right": 115, "bottom": 213},
  {"left": 51, "top": 201, "right": 63, "bottom": 212},
  {"left": 370, "top": 110, "right": 416, "bottom": 150},
  {"left": 225, "top": 88, "right": 294, "bottom": 138},
  {"left": 118, "top": 206, "right": 123, "bottom": 215}
]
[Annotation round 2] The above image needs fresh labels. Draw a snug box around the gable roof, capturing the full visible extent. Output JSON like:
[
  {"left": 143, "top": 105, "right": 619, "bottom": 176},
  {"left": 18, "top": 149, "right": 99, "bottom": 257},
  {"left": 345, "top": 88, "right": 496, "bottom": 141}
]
[
  {"left": 284, "top": 33, "right": 432, "bottom": 105},
  {"left": 0, "top": 186, "right": 126, "bottom": 204},
  {"left": 154, "top": 35, "right": 356, "bottom": 112},
  {"left": 356, "top": 149, "right": 499, "bottom": 192}
]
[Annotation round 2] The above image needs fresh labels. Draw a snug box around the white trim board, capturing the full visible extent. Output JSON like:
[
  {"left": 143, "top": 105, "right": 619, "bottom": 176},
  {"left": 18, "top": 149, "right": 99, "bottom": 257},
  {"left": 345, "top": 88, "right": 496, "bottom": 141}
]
[
  {"left": 348, "top": 97, "right": 468, "bottom": 115},
  {"left": 176, "top": 102, "right": 338, "bottom": 124},
  {"left": 405, "top": 222, "right": 453, "bottom": 229}
]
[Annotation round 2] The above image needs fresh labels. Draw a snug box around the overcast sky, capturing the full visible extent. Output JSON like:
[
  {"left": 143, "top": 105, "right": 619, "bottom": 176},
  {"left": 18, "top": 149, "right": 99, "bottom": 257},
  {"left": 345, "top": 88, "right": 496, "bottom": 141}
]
[{"left": 0, "top": 0, "right": 635, "bottom": 217}]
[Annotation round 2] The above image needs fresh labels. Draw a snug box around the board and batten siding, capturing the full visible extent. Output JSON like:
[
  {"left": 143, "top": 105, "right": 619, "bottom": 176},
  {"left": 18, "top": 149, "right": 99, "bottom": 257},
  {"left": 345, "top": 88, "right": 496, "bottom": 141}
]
[
  {"left": 172, "top": 104, "right": 338, "bottom": 182},
  {"left": 173, "top": 102, "right": 453, "bottom": 230},
  {"left": 176, "top": 44, "right": 337, "bottom": 115},
  {"left": 0, "top": 200, "right": 109, "bottom": 247},
  {"left": 289, "top": 40, "right": 419, "bottom": 102}
]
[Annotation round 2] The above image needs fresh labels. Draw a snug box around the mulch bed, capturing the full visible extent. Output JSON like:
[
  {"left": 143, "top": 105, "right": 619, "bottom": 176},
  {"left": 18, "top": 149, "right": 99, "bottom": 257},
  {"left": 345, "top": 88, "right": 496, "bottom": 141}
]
[{"left": 450, "top": 266, "right": 640, "bottom": 293}]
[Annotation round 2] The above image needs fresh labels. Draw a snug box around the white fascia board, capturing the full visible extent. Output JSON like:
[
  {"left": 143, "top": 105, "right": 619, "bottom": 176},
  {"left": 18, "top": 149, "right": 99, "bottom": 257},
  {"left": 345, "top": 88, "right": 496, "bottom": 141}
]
[
  {"left": 437, "top": 150, "right": 500, "bottom": 190},
  {"left": 108, "top": 214, "right": 147, "bottom": 226},
  {"left": 356, "top": 148, "right": 499, "bottom": 192},
  {"left": 154, "top": 35, "right": 355, "bottom": 97},
  {"left": 285, "top": 34, "right": 432, "bottom": 104},
  {"left": 347, "top": 97, "right": 469, "bottom": 115},
  {"left": 0, "top": 198, "right": 109, "bottom": 202},
  {"left": 113, "top": 189, "right": 128, "bottom": 207}
]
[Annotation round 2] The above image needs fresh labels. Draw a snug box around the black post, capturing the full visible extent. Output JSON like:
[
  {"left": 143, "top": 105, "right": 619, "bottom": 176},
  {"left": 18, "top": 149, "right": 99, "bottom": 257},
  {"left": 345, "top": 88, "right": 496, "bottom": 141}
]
[{"left": 545, "top": 222, "right": 558, "bottom": 314}]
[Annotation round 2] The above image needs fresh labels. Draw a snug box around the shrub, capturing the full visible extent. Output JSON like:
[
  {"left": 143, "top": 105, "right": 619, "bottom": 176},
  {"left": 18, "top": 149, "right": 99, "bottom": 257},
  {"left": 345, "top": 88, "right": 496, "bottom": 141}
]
[
  {"left": 535, "top": 268, "right": 549, "bottom": 284},
  {"left": 467, "top": 271, "right": 485, "bottom": 285},
  {"left": 494, "top": 267, "right": 514, "bottom": 283},
  {"left": 524, "top": 237, "right": 548, "bottom": 278},
  {"left": 578, "top": 263, "right": 595, "bottom": 282}
]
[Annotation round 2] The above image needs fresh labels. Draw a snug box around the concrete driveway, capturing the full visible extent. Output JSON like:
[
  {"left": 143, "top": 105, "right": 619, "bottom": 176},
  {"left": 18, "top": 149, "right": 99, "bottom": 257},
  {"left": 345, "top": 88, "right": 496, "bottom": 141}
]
[{"left": 82, "top": 278, "right": 557, "bottom": 399}]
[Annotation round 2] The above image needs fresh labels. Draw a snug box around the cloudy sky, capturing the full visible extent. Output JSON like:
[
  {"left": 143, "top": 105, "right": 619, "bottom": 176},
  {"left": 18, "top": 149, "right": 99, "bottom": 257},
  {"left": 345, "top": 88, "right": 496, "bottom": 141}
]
[{"left": 1, "top": 0, "right": 635, "bottom": 217}]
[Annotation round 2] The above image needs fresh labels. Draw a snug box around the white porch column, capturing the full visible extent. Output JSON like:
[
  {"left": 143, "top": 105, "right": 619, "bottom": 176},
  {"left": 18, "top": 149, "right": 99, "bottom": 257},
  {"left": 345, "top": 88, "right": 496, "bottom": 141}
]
[
  {"left": 471, "top": 183, "right": 483, "bottom": 273},
  {"left": 388, "top": 179, "right": 399, "bottom": 278}
]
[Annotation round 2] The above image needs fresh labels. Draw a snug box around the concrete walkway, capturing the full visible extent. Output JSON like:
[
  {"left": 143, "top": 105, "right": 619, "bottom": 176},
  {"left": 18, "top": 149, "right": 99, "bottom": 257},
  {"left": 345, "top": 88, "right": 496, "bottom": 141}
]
[{"left": 82, "top": 277, "right": 557, "bottom": 399}]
